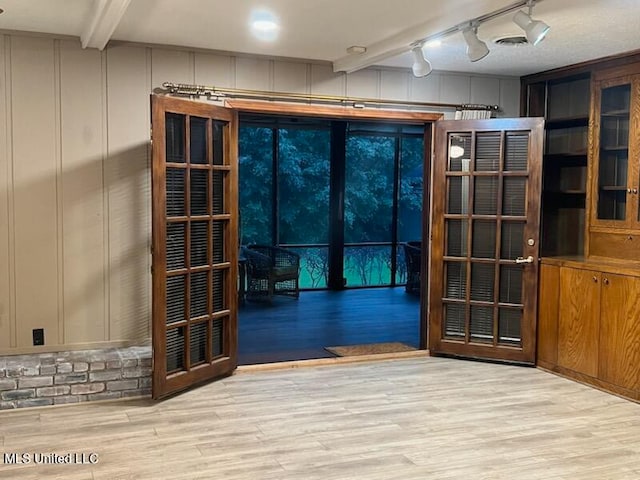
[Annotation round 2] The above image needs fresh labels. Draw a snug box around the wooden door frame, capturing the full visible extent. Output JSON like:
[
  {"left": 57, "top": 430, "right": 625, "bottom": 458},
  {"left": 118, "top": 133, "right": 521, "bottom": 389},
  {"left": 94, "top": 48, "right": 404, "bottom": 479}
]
[
  {"left": 428, "top": 118, "right": 544, "bottom": 364},
  {"left": 226, "top": 99, "right": 440, "bottom": 350}
]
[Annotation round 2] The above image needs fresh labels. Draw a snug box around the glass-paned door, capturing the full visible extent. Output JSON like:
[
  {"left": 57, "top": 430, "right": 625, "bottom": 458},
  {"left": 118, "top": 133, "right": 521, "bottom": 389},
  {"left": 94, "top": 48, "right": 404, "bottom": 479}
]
[
  {"left": 429, "top": 118, "right": 544, "bottom": 364},
  {"left": 151, "top": 95, "right": 238, "bottom": 399}
]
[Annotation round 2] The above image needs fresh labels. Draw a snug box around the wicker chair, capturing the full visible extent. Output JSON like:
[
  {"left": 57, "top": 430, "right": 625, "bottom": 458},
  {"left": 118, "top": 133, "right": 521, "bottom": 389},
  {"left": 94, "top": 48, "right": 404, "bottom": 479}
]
[
  {"left": 243, "top": 245, "right": 300, "bottom": 301},
  {"left": 403, "top": 241, "right": 422, "bottom": 294}
]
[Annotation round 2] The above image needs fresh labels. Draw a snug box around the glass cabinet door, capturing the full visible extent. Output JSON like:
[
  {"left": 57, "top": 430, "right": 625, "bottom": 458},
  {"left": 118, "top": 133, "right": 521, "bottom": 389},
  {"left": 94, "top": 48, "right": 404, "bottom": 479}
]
[{"left": 596, "top": 81, "right": 631, "bottom": 221}]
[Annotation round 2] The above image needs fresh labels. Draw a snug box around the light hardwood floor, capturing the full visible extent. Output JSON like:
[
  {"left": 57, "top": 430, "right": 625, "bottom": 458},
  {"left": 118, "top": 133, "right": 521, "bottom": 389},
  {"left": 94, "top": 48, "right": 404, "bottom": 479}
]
[{"left": 1, "top": 357, "right": 640, "bottom": 479}]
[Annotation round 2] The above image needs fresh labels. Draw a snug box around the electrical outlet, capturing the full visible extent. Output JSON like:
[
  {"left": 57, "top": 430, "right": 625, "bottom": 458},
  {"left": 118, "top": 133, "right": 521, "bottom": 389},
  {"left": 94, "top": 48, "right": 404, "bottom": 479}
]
[{"left": 33, "top": 328, "right": 44, "bottom": 346}]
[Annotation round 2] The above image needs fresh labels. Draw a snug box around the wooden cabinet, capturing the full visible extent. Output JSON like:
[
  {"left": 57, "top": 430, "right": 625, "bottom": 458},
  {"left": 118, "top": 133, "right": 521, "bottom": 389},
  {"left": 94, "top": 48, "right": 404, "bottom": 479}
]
[
  {"left": 599, "top": 273, "right": 640, "bottom": 391},
  {"left": 589, "top": 67, "right": 640, "bottom": 229},
  {"left": 587, "top": 65, "right": 640, "bottom": 260},
  {"left": 557, "top": 267, "right": 600, "bottom": 377},
  {"left": 537, "top": 258, "right": 640, "bottom": 401}
]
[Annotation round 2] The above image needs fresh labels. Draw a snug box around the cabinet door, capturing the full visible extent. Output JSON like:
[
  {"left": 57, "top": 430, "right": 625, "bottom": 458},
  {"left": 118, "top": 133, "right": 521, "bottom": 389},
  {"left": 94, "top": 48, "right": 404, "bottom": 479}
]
[
  {"left": 599, "top": 273, "right": 640, "bottom": 391},
  {"left": 557, "top": 267, "right": 600, "bottom": 377},
  {"left": 590, "top": 73, "right": 640, "bottom": 229}
]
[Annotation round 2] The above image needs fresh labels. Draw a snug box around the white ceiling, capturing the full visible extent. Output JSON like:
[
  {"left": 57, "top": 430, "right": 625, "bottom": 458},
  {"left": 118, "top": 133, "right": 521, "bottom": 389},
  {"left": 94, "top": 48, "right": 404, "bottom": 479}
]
[{"left": 0, "top": 0, "right": 639, "bottom": 77}]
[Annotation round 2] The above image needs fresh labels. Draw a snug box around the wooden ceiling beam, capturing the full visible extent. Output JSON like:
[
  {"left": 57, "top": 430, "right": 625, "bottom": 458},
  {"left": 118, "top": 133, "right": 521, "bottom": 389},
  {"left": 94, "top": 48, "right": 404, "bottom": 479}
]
[{"left": 81, "top": 0, "right": 132, "bottom": 50}]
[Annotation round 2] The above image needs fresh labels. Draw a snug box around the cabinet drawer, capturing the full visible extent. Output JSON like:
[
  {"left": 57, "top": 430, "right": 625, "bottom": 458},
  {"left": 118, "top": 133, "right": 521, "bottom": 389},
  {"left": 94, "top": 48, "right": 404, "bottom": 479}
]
[{"left": 589, "top": 231, "right": 640, "bottom": 261}]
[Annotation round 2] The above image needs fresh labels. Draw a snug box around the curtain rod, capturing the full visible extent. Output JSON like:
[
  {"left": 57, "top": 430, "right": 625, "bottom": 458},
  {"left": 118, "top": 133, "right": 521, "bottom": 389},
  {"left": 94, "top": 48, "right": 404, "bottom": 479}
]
[{"left": 161, "top": 82, "right": 500, "bottom": 112}]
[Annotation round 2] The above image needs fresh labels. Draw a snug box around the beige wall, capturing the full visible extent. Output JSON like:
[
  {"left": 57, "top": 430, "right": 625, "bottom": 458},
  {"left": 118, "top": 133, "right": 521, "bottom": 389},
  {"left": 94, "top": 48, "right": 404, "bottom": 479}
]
[{"left": 0, "top": 32, "right": 521, "bottom": 354}]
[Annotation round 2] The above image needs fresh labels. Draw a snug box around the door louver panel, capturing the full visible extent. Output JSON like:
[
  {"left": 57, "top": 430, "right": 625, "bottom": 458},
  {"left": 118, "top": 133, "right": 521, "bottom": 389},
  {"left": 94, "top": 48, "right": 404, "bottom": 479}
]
[
  {"left": 166, "top": 223, "right": 185, "bottom": 270},
  {"left": 166, "top": 327, "right": 185, "bottom": 373},
  {"left": 444, "top": 304, "right": 465, "bottom": 337},
  {"left": 505, "top": 133, "right": 529, "bottom": 171},
  {"left": 190, "top": 222, "right": 209, "bottom": 268},
  {"left": 190, "top": 322, "right": 207, "bottom": 365},
  {"left": 166, "top": 169, "right": 186, "bottom": 217},
  {"left": 475, "top": 133, "right": 501, "bottom": 171},
  {"left": 190, "top": 271, "right": 208, "bottom": 318},
  {"left": 166, "top": 276, "right": 186, "bottom": 325},
  {"left": 190, "top": 170, "right": 208, "bottom": 216}
]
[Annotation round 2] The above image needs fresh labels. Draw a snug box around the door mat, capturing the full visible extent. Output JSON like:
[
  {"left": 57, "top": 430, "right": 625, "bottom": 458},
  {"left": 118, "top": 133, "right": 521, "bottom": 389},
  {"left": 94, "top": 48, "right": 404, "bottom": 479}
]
[{"left": 325, "top": 342, "right": 417, "bottom": 357}]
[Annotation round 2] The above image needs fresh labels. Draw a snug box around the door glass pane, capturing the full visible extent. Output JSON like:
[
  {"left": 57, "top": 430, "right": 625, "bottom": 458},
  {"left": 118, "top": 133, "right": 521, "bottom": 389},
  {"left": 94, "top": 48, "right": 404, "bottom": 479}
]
[
  {"left": 212, "top": 121, "right": 225, "bottom": 166},
  {"left": 166, "top": 113, "right": 185, "bottom": 163},
  {"left": 212, "top": 171, "right": 225, "bottom": 215},
  {"left": 503, "top": 177, "right": 526, "bottom": 216},
  {"left": 344, "top": 246, "right": 391, "bottom": 287},
  {"left": 447, "top": 177, "right": 469, "bottom": 214},
  {"left": 475, "top": 133, "right": 500, "bottom": 171},
  {"left": 212, "top": 317, "right": 224, "bottom": 358},
  {"left": 166, "top": 169, "right": 185, "bottom": 217},
  {"left": 472, "top": 220, "right": 496, "bottom": 258},
  {"left": 190, "top": 117, "right": 208, "bottom": 164},
  {"left": 501, "top": 222, "right": 524, "bottom": 259},
  {"left": 190, "top": 222, "right": 208, "bottom": 267},
  {"left": 505, "top": 133, "right": 529, "bottom": 171},
  {"left": 212, "top": 269, "right": 226, "bottom": 312},
  {"left": 212, "top": 221, "right": 225, "bottom": 264},
  {"left": 445, "top": 262, "right": 466, "bottom": 299},
  {"left": 448, "top": 134, "right": 471, "bottom": 172},
  {"left": 190, "top": 271, "right": 208, "bottom": 319},
  {"left": 444, "top": 303, "right": 465, "bottom": 338},
  {"left": 474, "top": 177, "right": 498, "bottom": 215},
  {"left": 190, "top": 170, "right": 208, "bottom": 216},
  {"left": 499, "top": 266, "right": 523, "bottom": 305},
  {"left": 470, "top": 306, "right": 494, "bottom": 343},
  {"left": 499, "top": 308, "right": 522, "bottom": 345},
  {"left": 167, "top": 223, "right": 185, "bottom": 271},
  {"left": 470, "top": 263, "right": 494, "bottom": 302},
  {"left": 190, "top": 322, "right": 207, "bottom": 365},
  {"left": 166, "top": 327, "right": 185, "bottom": 373},
  {"left": 446, "top": 220, "right": 468, "bottom": 257},
  {"left": 166, "top": 275, "right": 186, "bottom": 324}
]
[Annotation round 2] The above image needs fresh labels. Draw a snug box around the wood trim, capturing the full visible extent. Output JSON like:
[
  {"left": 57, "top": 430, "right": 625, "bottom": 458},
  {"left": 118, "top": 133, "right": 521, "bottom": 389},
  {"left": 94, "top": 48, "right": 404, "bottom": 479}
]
[
  {"left": 538, "top": 364, "right": 640, "bottom": 403},
  {"left": 420, "top": 122, "right": 433, "bottom": 350},
  {"left": 225, "top": 99, "right": 443, "bottom": 122},
  {"left": 521, "top": 47, "right": 640, "bottom": 85}
]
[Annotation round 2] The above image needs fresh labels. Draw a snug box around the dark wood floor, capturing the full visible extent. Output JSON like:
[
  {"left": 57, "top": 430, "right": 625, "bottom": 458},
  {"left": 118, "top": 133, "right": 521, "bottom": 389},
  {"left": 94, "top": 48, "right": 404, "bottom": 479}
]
[{"left": 238, "top": 287, "right": 421, "bottom": 365}]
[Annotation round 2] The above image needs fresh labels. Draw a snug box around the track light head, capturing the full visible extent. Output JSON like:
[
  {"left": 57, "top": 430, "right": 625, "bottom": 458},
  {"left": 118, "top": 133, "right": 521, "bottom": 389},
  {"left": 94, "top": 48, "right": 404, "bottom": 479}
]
[
  {"left": 513, "top": 9, "right": 550, "bottom": 46},
  {"left": 411, "top": 46, "right": 432, "bottom": 77},
  {"left": 462, "top": 27, "right": 490, "bottom": 62}
]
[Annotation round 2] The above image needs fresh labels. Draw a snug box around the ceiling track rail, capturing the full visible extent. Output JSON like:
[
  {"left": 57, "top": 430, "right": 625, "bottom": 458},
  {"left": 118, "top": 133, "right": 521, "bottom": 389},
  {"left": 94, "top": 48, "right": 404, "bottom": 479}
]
[{"left": 161, "top": 82, "right": 500, "bottom": 112}]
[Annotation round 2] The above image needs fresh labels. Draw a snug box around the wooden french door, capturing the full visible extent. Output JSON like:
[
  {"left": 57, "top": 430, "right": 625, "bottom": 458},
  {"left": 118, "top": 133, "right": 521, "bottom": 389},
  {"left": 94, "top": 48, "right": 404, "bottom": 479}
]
[
  {"left": 151, "top": 95, "right": 238, "bottom": 399},
  {"left": 429, "top": 118, "right": 544, "bottom": 364}
]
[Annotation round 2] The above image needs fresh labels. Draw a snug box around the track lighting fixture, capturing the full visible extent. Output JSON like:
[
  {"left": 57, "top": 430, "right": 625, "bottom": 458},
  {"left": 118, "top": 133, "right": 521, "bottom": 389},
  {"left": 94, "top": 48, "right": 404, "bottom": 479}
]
[
  {"left": 333, "top": 0, "right": 550, "bottom": 77},
  {"left": 513, "top": 2, "right": 550, "bottom": 46},
  {"left": 411, "top": 45, "right": 432, "bottom": 77},
  {"left": 462, "top": 25, "right": 489, "bottom": 62}
]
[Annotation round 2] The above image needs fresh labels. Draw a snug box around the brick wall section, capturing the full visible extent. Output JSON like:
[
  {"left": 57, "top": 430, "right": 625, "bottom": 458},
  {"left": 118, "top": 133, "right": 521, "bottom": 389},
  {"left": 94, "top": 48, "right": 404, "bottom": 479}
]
[{"left": 0, "top": 346, "right": 151, "bottom": 409}]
